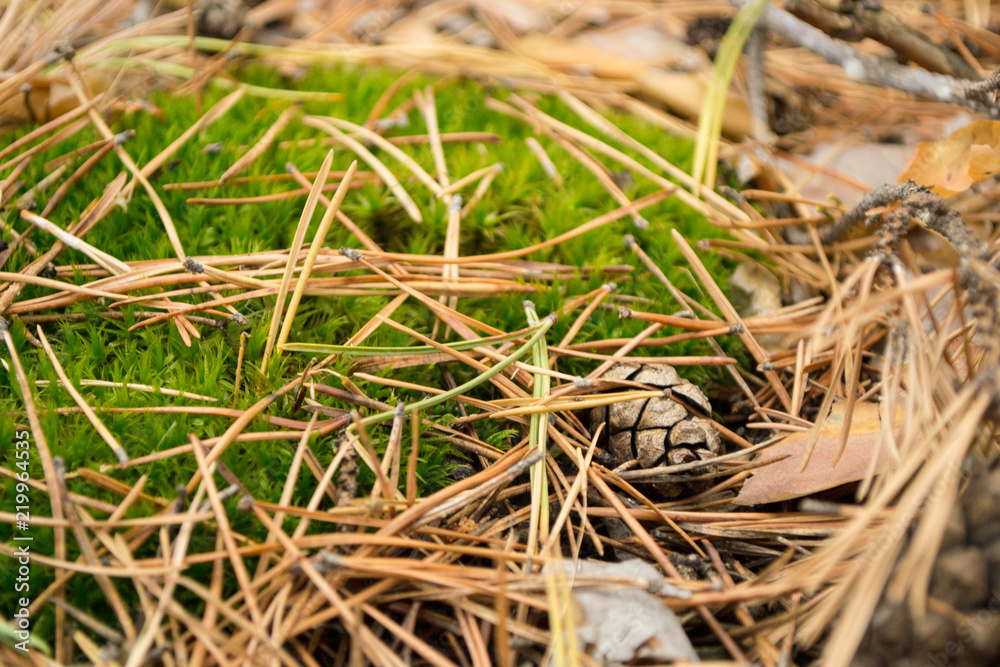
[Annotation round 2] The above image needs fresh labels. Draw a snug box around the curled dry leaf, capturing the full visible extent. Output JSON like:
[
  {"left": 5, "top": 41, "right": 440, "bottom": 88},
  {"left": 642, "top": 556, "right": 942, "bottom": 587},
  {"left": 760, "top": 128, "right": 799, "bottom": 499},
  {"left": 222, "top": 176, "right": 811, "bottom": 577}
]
[
  {"left": 896, "top": 119, "right": 1000, "bottom": 197},
  {"left": 736, "top": 401, "right": 896, "bottom": 506},
  {"left": 547, "top": 559, "right": 697, "bottom": 666}
]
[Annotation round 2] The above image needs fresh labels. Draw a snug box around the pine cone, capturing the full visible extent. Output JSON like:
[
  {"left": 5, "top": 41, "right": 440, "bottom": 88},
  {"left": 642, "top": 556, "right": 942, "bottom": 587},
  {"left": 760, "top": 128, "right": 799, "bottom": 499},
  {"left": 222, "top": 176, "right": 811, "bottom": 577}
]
[
  {"left": 857, "top": 457, "right": 1000, "bottom": 666},
  {"left": 586, "top": 362, "right": 722, "bottom": 498}
]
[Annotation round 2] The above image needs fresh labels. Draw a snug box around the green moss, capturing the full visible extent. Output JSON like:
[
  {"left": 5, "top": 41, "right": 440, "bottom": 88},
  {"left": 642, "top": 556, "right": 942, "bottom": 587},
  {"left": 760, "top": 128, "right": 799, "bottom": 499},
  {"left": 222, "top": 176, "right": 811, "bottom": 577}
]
[{"left": 0, "top": 61, "right": 740, "bottom": 634}]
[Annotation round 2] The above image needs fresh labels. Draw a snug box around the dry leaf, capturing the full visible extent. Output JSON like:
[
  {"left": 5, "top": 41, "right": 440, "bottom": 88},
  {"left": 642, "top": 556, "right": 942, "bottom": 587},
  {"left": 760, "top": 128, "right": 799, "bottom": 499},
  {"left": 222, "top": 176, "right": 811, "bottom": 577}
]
[
  {"left": 778, "top": 141, "right": 914, "bottom": 208},
  {"left": 547, "top": 559, "right": 697, "bottom": 666},
  {"left": 735, "top": 401, "right": 894, "bottom": 506},
  {"left": 896, "top": 119, "right": 1000, "bottom": 197}
]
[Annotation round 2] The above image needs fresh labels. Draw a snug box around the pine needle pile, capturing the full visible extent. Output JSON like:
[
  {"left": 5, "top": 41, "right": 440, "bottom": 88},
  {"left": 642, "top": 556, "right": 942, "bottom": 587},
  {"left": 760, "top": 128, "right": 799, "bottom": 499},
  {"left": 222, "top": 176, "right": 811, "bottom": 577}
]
[{"left": 1, "top": 1, "right": 1000, "bottom": 666}]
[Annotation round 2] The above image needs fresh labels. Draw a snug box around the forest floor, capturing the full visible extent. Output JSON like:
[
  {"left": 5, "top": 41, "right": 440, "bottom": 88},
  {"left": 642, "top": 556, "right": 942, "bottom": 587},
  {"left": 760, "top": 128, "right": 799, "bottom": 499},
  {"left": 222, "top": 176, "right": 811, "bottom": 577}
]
[{"left": 1, "top": 1, "right": 999, "bottom": 666}]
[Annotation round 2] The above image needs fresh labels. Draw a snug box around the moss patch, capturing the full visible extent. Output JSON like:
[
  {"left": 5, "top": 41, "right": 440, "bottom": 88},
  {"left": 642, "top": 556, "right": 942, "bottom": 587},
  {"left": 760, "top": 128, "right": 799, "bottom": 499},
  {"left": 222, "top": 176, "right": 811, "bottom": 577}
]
[{"left": 0, "top": 62, "right": 739, "bottom": 631}]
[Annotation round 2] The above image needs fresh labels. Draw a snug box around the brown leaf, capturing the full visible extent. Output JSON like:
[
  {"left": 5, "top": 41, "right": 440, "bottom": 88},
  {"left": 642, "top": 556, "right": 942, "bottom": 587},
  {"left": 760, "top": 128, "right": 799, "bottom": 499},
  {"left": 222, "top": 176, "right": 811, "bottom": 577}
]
[
  {"left": 735, "top": 401, "right": 893, "bottom": 506},
  {"left": 896, "top": 119, "right": 1000, "bottom": 197}
]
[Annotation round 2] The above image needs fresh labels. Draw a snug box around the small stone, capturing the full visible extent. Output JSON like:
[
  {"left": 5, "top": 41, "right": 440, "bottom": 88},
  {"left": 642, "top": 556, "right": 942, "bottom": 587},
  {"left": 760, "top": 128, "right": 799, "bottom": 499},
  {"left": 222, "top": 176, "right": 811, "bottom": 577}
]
[
  {"left": 911, "top": 610, "right": 955, "bottom": 656},
  {"left": 985, "top": 540, "right": 1000, "bottom": 593},
  {"left": 964, "top": 464, "right": 1000, "bottom": 546},
  {"left": 968, "top": 612, "right": 1000, "bottom": 663},
  {"left": 869, "top": 601, "right": 911, "bottom": 654},
  {"left": 930, "top": 546, "right": 989, "bottom": 610}
]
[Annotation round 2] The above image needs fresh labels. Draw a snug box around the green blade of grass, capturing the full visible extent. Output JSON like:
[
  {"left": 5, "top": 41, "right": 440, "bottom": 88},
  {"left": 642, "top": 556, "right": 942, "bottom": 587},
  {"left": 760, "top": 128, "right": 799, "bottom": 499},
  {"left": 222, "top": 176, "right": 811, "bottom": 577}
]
[{"left": 691, "top": 0, "right": 768, "bottom": 193}]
